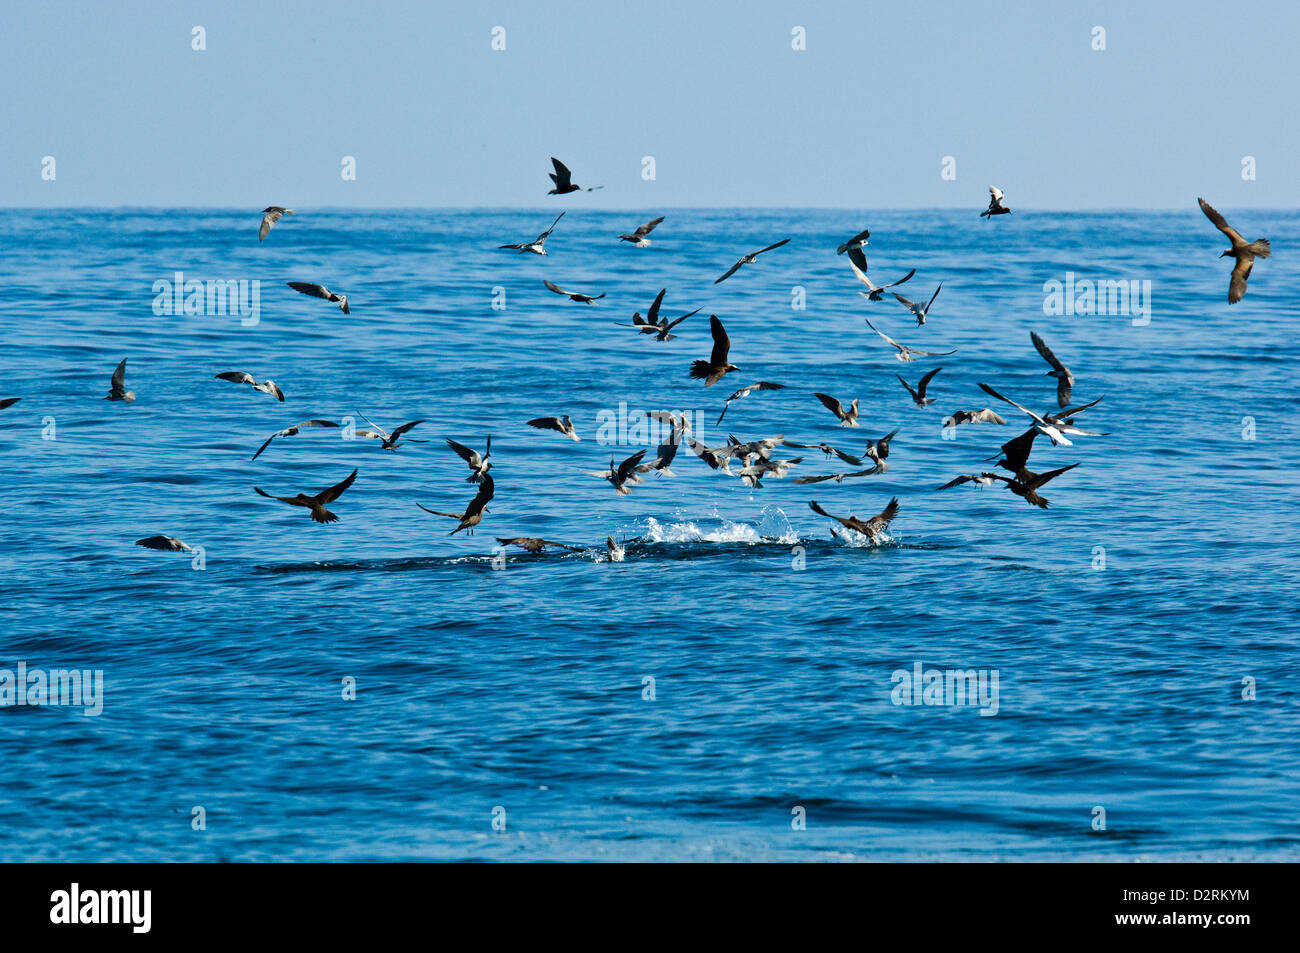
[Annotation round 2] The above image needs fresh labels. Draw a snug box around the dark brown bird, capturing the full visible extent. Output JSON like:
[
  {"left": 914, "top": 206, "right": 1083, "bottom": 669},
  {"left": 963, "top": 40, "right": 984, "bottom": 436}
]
[
  {"left": 808, "top": 497, "right": 899, "bottom": 544},
  {"left": 815, "top": 392, "right": 860, "bottom": 426},
  {"left": 864, "top": 428, "right": 899, "bottom": 467},
  {"left": 135, "top": 535, "right": 195, "bottom": 552},
  {"left": 1198, "top": 197, "right": 1270, "bottom": 303},
  {"left": 526, "top": 415, "right": 580, "bottom": 441},
  {"left": 0, "top": 397, "right": 21, "bottom": 410},
  {"left": 496, "top": 537, "right": 584, "bottom": 554},
  {"left": 980, "top": 187, "right": 1010, "bottom": 218},
  {"left": 287, "top": 281, "right": 349, "bottom": 314},
  {"left": 547, "top": 157, "right": 602, "bottom": 194},
  {"left": 985, "top": 427, "right": 1040, "bottom": 480},
  {"left": 105, "top": 358, "right": 135, "bottom": 402},
  {"left": 959, "top": 463, "right": 1081, "bottom": 509},
  {"left": 621, "top": 288, "right": 699, "bottom": 341},
  {"left": 254, "top": 468, "right": 358, "bottom": 524},
  {"left": 897, "top": 367, "right": 942, "bottom": 407},
  {"left": 418, "top": 474, "right": 494, "bottom": 535},
  {"left": 617, "top": 216, "right": 664, "bottom": 246},
  {"left": 714, "top": 238, "right": 791, "bottom": 284},
  {"left": 689, "top": 315, "right": 739, "bottom": 386},
  {"left": 544, "top": 280, "right": 605, "bottom": 303},
  {"left": 1030, "top": 332, "right": 1074, "bottom": 407}
]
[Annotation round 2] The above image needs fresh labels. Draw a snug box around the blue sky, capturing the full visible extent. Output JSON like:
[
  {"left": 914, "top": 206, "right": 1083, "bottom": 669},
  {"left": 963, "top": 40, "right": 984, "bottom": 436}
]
[{"left": 3, "top": 0, "right": 1295, "bottom": 207}]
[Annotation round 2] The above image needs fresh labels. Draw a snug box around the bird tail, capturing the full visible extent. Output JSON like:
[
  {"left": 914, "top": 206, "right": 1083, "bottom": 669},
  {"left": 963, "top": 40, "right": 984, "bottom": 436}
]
[
  {"left": 1248, "top": 239, "right": 1271, "bottom": 259},
  {"left": 689, "top": 361, "right": 711, "bottom": 380},
  {"left": 312, "top": 506, "right": 339, "bottom": 524}
]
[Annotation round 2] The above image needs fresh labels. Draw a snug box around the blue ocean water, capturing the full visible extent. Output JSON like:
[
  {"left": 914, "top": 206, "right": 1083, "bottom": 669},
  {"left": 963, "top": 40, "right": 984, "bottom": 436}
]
[{"left": 0, "top": 207, "right": 1297, "bottom": 862}]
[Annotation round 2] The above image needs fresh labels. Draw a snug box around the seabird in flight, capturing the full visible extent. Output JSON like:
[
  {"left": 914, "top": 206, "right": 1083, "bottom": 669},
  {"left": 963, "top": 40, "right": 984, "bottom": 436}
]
[
  {"left": 215, "top": 371, "right": 285, "bottom": 401},
  {"left": 792, "top": 467, "right": 881, "bottom": 485},
  {"left": 419, "top": 474, "right": 494, "bottom": 535},
  {"left": 864, "top": 317, "right": 957, "bottom": 362},
  {"left": 259, "top": 206, "right": 293, "bottom": 241},
  {"left": 252, "top": 419, "right": 339, "bottom": 461},
  {"left": 808, "top": 497, "right": 899, "bottom": 545},
  {"left": 716, "top": 381, "right": 785, "bottom": 424},
  {"left": 736, "top": 455, "right": 802, "bottom": 488},
  {"left": 617, "top": 216, "right": 664, "bottom": 246},
  {"left": 977, "top": 383, "right": 1107, "bottom": 446},
  {"left": 714, "top": 238, "right": 791, "bottom": 284},
  {"left": 498, "top": 212, "right": 564, "bottom": 255},
  {"left": 135, "top": 535, "right": 195, "bottom": 552},
  {"left": 845, "top": 246, "right": 916, "bottom": 301},
  {"left": 495, "top": 537, "right": 584, "bottom": 554},
  {"left": 984, "top": 426, "right": 1039, "bottom": 480},
  {"left": 547, "top": 157, "right": 603, "bottom": 194},
  {"left": 814, "top": 392, "right": 860, "bottom": 426},
  {"left": 354, "top": 413, "right": 426, "bottom": 450},
  {"left": 254, "top": 468, "right": 358, "bottom": 524},
  {"left": 689, "top": 315, "right": 739, "bottom": 386},
  {"left": 945, "top": 408, "right": 1007, "bottom": 426},
  {"left": 946, "top": 464, "right": 1080, "bottom": 509},
  {"left": 836, "top": 227, "right": 871, "bottom": 255},
  {"left": 1030, "top": 331, "right": 1074, "bottom": 407},
  {"left": 1198, "top": 197, "right": 1270, "bottom": 303},
  {"left": 105, "top": 359, "right": 135, "bottom": 402},
  {"left": 447, "top": 436, "right": 492, "bottom": 483},
  {"left": 980, "top": 187, "right": 1011, "bottom": 218},
  {"left": 527, "top": 415, "right": 580, "bottom": 441},
  {"left": 864, "top": 428, "right": 899, "bottom": 467},
  {"left": 587, "top": 449, "right": 650, "bottom": 495},
  {"left": 897, "top": 368, "right": 942, "bottom": 407},
  {"left": 544, "top": 280, "right": 605, "bottom": 303},
  {"left": 686, "top": 436, "right": 735, "bottom": 473},
  {"left": 893, "top": 283, "right": 942, "bottom": 326},
  {"left": 645, "top": 411, "right": 690, "bottom": 476},
  {"left": 783, "top": 440, "right": 863, "bottom": 466},
  {"left": 621, "top": 289, "right": 699, "bottom": 340},
  {"left": 287, "top": 281, "right": 349, "bottom": 314}
]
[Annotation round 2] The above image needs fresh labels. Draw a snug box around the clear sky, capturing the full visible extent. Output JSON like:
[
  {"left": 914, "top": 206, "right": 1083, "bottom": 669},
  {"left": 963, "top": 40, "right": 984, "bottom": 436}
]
[{"left": 3, "top": 0, "right": 1296, "bottom": 208}]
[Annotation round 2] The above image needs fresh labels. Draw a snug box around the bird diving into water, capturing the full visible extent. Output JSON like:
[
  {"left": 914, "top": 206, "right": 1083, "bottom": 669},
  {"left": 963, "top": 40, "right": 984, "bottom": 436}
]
[
  {"left": 527, "top": 415, "right": 580, "bottom": 441},
  {"left": 808, "top": 497, "right": 900, "bottom": 545},
  {"left": 1198, "top": 197, "right": 1269, "bottom": 304},
  {"left": 105, "top": 359, "right": 134, "bottom": 402}
]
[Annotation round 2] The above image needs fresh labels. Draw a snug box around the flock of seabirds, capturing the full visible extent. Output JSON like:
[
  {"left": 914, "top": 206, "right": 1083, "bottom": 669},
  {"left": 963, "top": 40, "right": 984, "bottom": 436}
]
[{"left": 6, "top": 158, "right": 1269, "bottom": 563}]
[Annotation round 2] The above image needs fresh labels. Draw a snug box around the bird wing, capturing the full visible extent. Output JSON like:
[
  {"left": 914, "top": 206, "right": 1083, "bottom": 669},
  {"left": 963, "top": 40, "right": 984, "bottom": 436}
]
[
  {"left": 845, "top": 246, "right": 876, "bottom": 288},
  {"left": 526, "top": 417, "right": 559, "bottom": 431},
  {"left": 977, "top": 383, "right": 1044, "bottom": 424},
  {"left": 715, "top": 260, "right": 745, "bottom": 284},
  {"left": 1024, "top": 462, "right": 1080, "bottom": 489},
  {"left": 662, "top": 309, "right": 698, "bottom": 331},
  {"left": 863, "top": 317, "right": 901, "bottom": 349},
  {"left": 896, "top": 375, "right": 920, "bottom": 400},
  {"left": 1229, "top": 257, "right": 1254, "bottom": 304},
  {"left": 216, "top": 371, "right": 256, "bottom": 385},
  {"left": 708, "top": 315, "right": 731, "bottom": 366},
  {"left": 917, "top": 366, "right": 942, "bottom": 396},
  {"left": 550, "top": 157, "right": 573, "bottom": 188},
  {"left": 808, "top": 500, "right": 851, "bottom": 530},
  {"left": 617, "top": 449, "right": 649, "bottom": 482},
  {"left": 866, "top": 498, "right": 900, "bottom": 535},
  {"left": 111, "top": 359, "right": 127, "bottom": 392},
  {"left": 287, "top": 281, "right": 330, "bottom": 299},
  {"left": 833, "top": 447, "right": 864, "bottom": 466},
  {"left": 537, "top": 211, "right": 565, "bottom": 241},
  {"left": 254, "top": 486, "right": 301, "bottom": 507},
  {"left": 635, "top": 217, "right": 664, "bottom": 238},
  {"left": 390, "top": 420, "right": 425, "bottom": 440},
  {"left": 543, "top": 280, "right": 569, "bottom": 296},
  {"left": 315, "top": 468, "right": 359, "bottom": 505},
  {"left": 647, "top": 288, "right": 666, "bottom": 324},
  {"left": 973, "top": 409, "right": 1007, "bottom": 424},
  {"left": 814, "top": 392, "right": 846, "bottom": 418},
  {"left": 418, "top": 503, "right": 462, "bottom": 519},
  {"left": 926, "top": 283, "right": 943, "bottom": 311},
  {"left": 446, "top": 438, "right": 481, "bottom": 467},
  {"left": 1030, "top": 331, "right": 1067, "bottom": 374},
  {"left": 937, "top": 475, "right": 977, "bottom": 490},
  {"left": 893, "top": 292, "right": 917, "bottom": 311},
  {"left": 1198, "top": 197, "right": 1246, "bottom": 247},
  {"left": 880, "top": 269, "right": 916, "bottom": 291},
  {"left": 136, "top": 535, "right": 190, "bottom": 552},
  {"left": 754, "top": 238, "right": 791, "bottom": 256},
  {"left": 989, "top": 186, "right": 1004, "bottom": 203},
  {"left": 1057, "top": 394, "right": 1105, "bottom": 418}
]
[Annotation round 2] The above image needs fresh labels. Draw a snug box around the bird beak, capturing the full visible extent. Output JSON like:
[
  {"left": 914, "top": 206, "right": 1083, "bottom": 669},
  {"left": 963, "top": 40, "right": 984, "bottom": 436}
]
[{"left": 1219, "top": 251, "right": 1230, "bottom": 258}]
